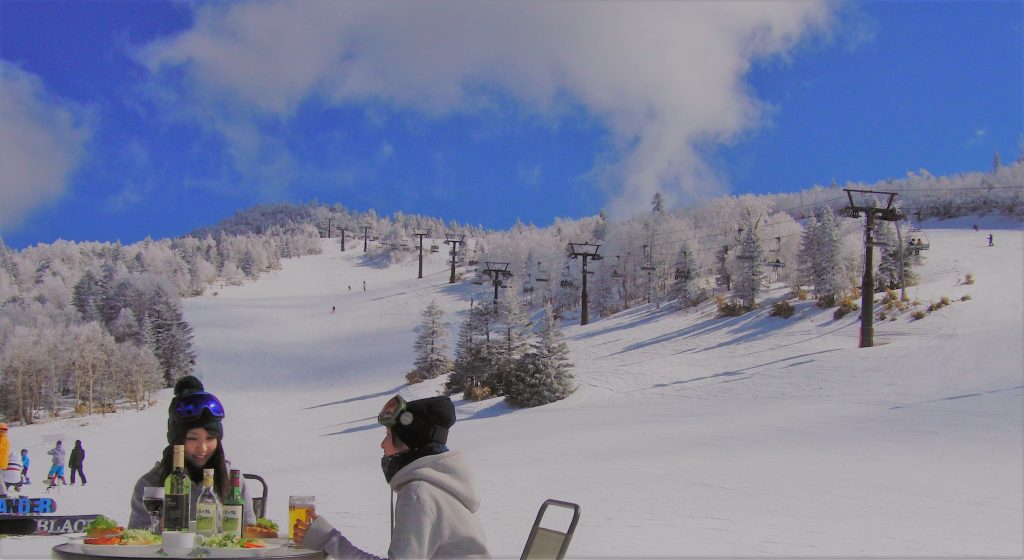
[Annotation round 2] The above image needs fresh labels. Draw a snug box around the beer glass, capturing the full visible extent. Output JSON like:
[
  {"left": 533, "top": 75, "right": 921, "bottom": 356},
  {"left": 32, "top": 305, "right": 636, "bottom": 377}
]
[
  {"left": 288, "top": 495, "right": 315, "bottom": 543},
  {"left": 142, "top": 487, "right": 164, "bottom": 534}
]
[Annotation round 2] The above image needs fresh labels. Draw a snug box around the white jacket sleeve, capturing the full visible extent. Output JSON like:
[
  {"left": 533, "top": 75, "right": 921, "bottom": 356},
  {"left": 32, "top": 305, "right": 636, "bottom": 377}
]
[{"left": 303, "top": 515, "right": 385, "bottom": 560}]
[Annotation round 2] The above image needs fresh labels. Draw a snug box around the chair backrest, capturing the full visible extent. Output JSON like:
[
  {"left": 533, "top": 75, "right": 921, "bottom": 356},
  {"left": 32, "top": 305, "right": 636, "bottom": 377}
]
[
  {"left": 520, "top": 499, "right": 581, "bottom": 560},
  {"left": 243, "top": 473, "right": 268, "bottom": 519}
]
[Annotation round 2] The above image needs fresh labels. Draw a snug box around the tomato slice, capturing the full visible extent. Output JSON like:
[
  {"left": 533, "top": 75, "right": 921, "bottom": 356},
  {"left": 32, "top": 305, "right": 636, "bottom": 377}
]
[
  {"left": 84, "top": 537, "right": 122, "bottom": 545},
  {"left": 241, "top": 541, "right": 265, "bottom": 548}
]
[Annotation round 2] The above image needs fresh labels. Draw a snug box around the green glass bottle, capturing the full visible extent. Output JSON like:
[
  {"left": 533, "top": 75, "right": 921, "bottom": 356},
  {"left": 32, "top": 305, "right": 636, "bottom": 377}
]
[
  {"left": 221, "top": 469, "right": 244, "bottom": 538},
  {"left": 162, "top": 445, "right": 191, "bottom": 532}
]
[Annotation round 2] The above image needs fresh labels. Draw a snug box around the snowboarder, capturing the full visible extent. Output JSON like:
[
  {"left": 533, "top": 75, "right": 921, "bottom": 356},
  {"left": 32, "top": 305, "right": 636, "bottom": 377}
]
[
  {"left": 46, "top": 440, "right": 67, "bottom": 487},
  {"left": 20, "top": 448, "right": 29, "bottom": 484},
  {"left": 988, "top": 233, "right": 994, "bottom": 246},
  {"left": 331, "top": 306, "right": 336, "bottom": 314},
  {"left": 972, "top": 224, "right": 979, "bottom": 231},
  {"left": 0, "top": 423, "right": 8, "bottom": 498},
  {"left": 293, "top": 395, "right": 489, "bottom": 559},
  {"left": 69, "top": 440, "right": 86, "bottom": 486},
  {"left": 362, "top": 281, "right": 366, "bottom": 291},
  {"left": 348, "top": 285, "right": 351, "bottom": 291}
]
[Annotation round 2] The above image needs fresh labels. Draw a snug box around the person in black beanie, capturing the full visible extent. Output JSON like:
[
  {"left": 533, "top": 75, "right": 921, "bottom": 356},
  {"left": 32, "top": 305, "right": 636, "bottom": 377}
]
[
  {"left": 127, "top": 375, "right": 258, "bottom": 530},
  {"left": 294, "top": 394, "right": 490, "bottom": 559}
]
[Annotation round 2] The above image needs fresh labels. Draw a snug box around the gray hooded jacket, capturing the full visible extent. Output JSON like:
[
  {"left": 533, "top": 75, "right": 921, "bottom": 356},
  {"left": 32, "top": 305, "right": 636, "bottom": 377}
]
[{"left": 304, "top": 450, "right": 489, "bottom": 559}]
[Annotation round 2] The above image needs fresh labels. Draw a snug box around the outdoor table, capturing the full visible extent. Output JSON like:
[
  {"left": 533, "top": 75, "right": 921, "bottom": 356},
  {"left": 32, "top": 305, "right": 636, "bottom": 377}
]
[{"left": 51, "top": 542, "right": 326, "bottom": 560}]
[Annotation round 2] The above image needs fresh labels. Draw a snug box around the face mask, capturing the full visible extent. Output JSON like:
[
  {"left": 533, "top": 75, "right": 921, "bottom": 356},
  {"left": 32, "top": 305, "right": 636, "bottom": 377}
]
[
  {"left": 380, "top": 443, "right": 449, "bottom": 483},
  {"left": 381, "top": 451, "right": 409, "bottom": 483}
]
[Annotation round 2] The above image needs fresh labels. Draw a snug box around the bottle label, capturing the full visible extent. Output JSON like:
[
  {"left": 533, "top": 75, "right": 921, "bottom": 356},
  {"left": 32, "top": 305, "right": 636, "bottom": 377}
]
[
  {"left": 222, "top": 506, "right": 242, "bottom": 536},
  {"left": 195, "top": 503, "right": 217, "bottom": 535},
  {"left": 164, "top": 494, "right": 187, "bottom": 532}
]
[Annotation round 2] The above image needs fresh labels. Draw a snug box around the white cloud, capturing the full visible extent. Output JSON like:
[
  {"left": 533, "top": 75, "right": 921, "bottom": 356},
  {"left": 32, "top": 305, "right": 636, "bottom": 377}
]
[
  {"left": 0, "top": 62, "right": 91, "bottom": 231},
  {"left": 377, "top": 141, "right": 395, "bottom": 162},
  {"left": 967, "top": 128, "right": 988, "bottom": 147},
  {"left": 140, "top": 0, "right": 833, "bottom": 216}
]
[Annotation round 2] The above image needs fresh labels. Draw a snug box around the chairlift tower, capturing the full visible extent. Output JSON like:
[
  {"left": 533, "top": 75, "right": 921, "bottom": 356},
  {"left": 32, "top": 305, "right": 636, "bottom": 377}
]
[
  {"left": 361, "top": 224, "right": 373, "bottom": 252},
  {"left": 443, "top": 233, "right": 466, "bottom": 284},
  {"left": 412, "top": 229, "right": 431, "bottom": 279},
  {"left": 337, "top": 227, "right": 351, "bottom": 251},
  {"left": 840, "top": 189, "right": 905, "bottom": 348},
  {"left": 483, "top": 262, "right": 512, "bottom": 305},
  {"left": 568, "top": 242, "right": 602, "bottom": 325}
]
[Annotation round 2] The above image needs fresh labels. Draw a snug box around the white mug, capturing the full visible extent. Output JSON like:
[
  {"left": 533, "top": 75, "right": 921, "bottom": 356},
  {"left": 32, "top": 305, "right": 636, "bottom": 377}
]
[{"left": 161, "top": 531, "right": 205, "bottom": 557}]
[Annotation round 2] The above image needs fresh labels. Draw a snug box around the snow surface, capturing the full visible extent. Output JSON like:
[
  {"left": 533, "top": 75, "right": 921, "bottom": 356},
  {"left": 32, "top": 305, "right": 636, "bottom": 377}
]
[{"left": 2, "top": 220, "right": 1022, "bottom": 559}]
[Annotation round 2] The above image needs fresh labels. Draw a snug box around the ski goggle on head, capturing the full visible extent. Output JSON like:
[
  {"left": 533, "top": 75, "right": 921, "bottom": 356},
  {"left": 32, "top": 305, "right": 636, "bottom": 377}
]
[
  {"left": 171, "top": 392, "right": 226, "bottom": 422},
  {"left": 378, "top": 395, "right": 413, "bottom": 428}
]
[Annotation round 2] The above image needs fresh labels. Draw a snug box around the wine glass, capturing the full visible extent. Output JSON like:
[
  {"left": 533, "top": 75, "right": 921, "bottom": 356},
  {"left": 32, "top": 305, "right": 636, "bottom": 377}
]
[{"left": 142, "top": 487, "right": 164, "bottom": 533}]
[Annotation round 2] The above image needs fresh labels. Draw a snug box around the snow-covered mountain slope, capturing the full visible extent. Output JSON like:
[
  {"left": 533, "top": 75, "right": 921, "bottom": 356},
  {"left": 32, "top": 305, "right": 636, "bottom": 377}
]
[{"left": 3, "top": 220, "right": 1020, "bottom": 559}]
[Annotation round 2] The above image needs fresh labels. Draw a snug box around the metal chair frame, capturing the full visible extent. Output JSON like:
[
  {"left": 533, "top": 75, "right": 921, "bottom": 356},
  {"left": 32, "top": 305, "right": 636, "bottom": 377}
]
[
  {"left": 243, "top": 473, "right": 268, "bottom": 519},
  {"left": 520, "top": 499, "right": 581, "bottom": 560}
]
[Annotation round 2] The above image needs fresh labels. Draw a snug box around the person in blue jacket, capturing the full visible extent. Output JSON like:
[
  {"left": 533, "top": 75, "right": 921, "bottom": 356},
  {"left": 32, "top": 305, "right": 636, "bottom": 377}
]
[{"left": 20, "top": 449, "right": 29, "bottom": 484}]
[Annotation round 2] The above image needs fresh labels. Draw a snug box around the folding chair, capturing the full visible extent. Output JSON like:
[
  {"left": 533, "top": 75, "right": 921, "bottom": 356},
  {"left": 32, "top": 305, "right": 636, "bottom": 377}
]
[
  {"left": 243, "top": 473, "right": 268, "bottom": 518},
  {"left": 520, "top": 499, "right": 581, "bottom": 560}
]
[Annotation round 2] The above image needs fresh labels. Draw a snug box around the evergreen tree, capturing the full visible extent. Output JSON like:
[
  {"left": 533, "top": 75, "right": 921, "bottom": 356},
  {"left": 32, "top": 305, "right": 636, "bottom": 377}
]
[
  {"left": 591, "top": 210, "right": 609, "bottom": 241},
  {"left": 651, "top": 192, "right": 666, "bottom": 214},
  {"left": 446, "top": 303, "right": 492, "bottom": 396},
  {"left": 797, "top": 216, "right": 819, "bottom": 290},
  {"left": 146, "top": 287, "right": 197, "bottom": 386},
  {"left": 505, "top": 304, "right": 574, "bottom": 408},
  {"left": 874, "top": 219, "right": 900, "bottom": 291},
  {"left": 669, "top": 242, "right": 698, "bottom": 308},
  {"left": 490, "top": 290, "right": 532, "bottom": 395},
  {"left": 72, "top": 270, "right": 103, "bottom": 323},
  {"left": 109, "top": 307, "right": 142, "bottom": 345},
  {"left": 715, "top": 245, "right": 731, "bottom": 292},
  {"left": 813, "top": 207, "right": 843, "bottom": 306},
  {"left": 733, "top": 215, "right": 765, "bottom": 309},
  {"left": 408, "top": 301, "right": 452, "bottom": 383}
]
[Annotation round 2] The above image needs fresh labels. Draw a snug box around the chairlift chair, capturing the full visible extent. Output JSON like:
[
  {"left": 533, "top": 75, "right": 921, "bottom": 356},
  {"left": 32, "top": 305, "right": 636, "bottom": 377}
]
[
  {"left": 907, "top": 231, "right": 930, "bottom": 250},
  {"left": 430, "top": 244, "right": 440, "bottom": 253},
  {"left": 520, "top": 499, "right": 581, "bottom": 560}
]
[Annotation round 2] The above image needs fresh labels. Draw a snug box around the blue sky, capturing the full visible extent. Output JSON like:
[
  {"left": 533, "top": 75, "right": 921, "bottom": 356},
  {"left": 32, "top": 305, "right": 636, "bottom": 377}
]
[{"left": 1, "top": 1, "right": 1020, "bottom": 249}]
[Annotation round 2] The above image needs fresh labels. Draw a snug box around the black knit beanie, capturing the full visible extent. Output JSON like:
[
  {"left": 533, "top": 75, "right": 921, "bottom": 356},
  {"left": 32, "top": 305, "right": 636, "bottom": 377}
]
[
  {"left": 390, "top": 396, "right": 456, "bottom": 450},
  {"left": 167, "top": 376, "right": 225, "bottom": 444}
]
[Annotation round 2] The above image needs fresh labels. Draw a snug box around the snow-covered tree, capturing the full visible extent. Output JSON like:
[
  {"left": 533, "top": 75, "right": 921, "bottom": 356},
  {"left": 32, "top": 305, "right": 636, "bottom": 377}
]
[
  {"left": 72, "top": 270, "right": 104, "bottom": 323},
  {"left": 446, "top": 303, "right": 494, "bottom": 397},
  {"left": 669, "top": 242, "right": 698, "bottom": 308},
  {"left": 733, "top": 215, "right": 765, "bottom": 309},
  {"left": 651, "top": 192, "right": 666, "bottom": 214},
  {"left": 146, "top": 286, "right": 196, "bottom": 386},
  {"left": 408, "top": 301, "right": 452, "bottom": 383},
  {"left": 505, "top": 304, "right": 574, "bottom": 408},
  {"left": 806, "top": 207, "right": 843, "bottom": 306}
]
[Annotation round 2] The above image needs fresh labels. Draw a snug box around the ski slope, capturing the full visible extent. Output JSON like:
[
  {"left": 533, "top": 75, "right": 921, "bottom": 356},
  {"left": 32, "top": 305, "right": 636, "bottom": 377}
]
[{"left": 2, "top": 219, "right": 1021, "bottom": 559}]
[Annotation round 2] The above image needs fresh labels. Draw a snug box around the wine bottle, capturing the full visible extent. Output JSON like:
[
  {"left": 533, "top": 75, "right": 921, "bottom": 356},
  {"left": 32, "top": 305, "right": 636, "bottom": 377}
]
[
  {"left": 162, "top": 445, "right": 192, "bottom": 532},
  {"left": 221, "top": 469, "right": 244, "bottom": 538},
  {"left": 195, "top": 468, "right": 221, "bottom": 537}
]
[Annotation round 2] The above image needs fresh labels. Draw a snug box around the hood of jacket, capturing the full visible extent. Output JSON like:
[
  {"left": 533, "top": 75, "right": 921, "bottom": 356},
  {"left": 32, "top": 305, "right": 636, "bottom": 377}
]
[{"left": 388, "top": 450, "right": 481, "bottom": 513}]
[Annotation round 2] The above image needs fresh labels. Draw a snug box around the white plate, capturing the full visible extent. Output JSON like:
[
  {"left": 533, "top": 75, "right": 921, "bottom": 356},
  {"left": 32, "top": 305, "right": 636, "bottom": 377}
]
[
  {"left": 200, "top": 545, "right": 282, "bottom": 557},
  {"left": 81, "top": 543, "right": 162, "bottom": 556}
]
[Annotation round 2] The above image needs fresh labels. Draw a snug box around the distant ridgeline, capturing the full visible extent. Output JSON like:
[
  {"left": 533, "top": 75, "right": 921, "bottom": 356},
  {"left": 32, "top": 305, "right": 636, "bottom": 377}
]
[{"left": 0, "top": 162, "right": 1020, "bottom": 422}]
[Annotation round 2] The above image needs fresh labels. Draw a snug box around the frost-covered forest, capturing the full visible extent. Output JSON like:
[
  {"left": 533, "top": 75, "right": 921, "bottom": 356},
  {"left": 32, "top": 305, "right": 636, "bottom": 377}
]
[{"left": 1, "top": 160, "right": 1021, "bottom": 420}]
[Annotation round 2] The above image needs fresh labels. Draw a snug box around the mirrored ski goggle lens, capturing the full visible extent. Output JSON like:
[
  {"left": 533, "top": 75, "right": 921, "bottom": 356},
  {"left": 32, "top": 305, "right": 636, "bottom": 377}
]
[{"left": 173, "top": 392, "right": 226, "bottom": 422}]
